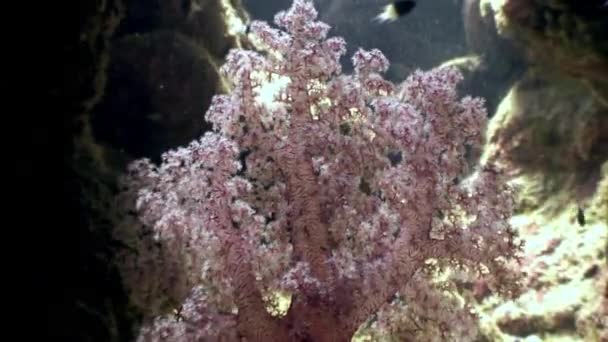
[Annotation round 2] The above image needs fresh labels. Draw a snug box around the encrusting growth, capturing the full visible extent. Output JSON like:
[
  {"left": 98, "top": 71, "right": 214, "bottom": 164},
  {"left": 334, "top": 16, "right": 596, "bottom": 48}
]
[{"left": 114, "top": 0, "right": 523, "bottom": 341}]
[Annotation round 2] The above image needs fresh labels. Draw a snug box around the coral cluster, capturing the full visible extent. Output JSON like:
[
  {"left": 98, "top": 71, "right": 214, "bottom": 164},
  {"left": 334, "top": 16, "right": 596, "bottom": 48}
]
[{"left": 115, "top": 1, "right": 523, "bottom": 340}]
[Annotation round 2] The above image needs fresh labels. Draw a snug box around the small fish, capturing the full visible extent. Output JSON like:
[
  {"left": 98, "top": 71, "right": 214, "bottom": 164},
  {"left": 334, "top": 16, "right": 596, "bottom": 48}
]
[
  {"left": 576, "top": 206, "right": 585, "bottom": 226},
  {"left": 374, "top": 1, "right": 416, "bottom": 23}
]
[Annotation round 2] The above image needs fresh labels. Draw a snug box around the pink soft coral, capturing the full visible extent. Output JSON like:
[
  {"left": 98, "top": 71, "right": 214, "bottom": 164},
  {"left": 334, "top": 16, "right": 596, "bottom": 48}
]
[{"left": 115, "top": 1, "right": 522, "bottom": 340}]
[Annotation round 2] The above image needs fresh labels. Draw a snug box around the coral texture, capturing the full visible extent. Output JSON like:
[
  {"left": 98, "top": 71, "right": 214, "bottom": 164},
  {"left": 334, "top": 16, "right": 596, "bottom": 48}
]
[{"left": 115, "top": 1, "right": 522, "bottom": 340}]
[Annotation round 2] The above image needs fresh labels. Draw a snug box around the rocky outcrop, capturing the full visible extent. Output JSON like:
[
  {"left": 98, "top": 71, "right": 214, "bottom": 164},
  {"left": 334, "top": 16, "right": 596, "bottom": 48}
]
[
  {"left": 92, "top": 0, "right": 250, "bottom": 161},
  {"left": 57, "top": 0, "right": 249, "bottom": 340},
  {"left": 472, "top": 1, "right": 608, "bottom": 340}
]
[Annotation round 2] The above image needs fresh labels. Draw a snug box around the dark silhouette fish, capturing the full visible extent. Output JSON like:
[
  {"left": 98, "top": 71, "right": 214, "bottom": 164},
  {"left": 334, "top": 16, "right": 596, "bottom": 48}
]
[
  {"left": 577, "top": 206, "right": 586, "bottom": 226},
  {"left": 374, "top": 1, "right": 416, "bottom": 23}
]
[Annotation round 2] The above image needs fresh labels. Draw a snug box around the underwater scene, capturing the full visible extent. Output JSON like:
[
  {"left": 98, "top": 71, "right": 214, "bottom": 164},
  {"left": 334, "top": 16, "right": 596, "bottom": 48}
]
[{"left": 60, "top": 0, "right": 607, "bottom": 341}]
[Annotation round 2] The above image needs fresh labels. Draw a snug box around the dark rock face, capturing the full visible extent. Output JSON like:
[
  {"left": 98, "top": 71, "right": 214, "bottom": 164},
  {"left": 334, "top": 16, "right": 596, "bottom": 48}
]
[
  {"left": 92, "top": 0, "right": 243, "bottom": 162},
  {"left": 462, "top": 0, "right": 518, "bottom": 59},
  {"left": 91, "top": 31, "right": 217, "bottom": 161},
  {"left": 55, "top": 0, "right": 246, "bottom": 341},
  {"left": 54, "top": 0, "right": 139, "bottom": 340},
  {"left": 501, "top": 0, "right": 608, "bottom": 95},
  {"left": 460, "top": 0, "right": 527, "bottom": 117},
  {"left": 487, "top": 72, "right": 608, "bottom": 204}
]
